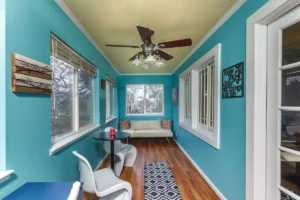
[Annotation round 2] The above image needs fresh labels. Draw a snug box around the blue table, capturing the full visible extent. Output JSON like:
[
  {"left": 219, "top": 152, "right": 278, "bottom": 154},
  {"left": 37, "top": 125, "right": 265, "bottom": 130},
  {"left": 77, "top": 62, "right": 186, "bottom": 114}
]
[{"left": 3, "top": 182, "right": 82, "bottom": 200}]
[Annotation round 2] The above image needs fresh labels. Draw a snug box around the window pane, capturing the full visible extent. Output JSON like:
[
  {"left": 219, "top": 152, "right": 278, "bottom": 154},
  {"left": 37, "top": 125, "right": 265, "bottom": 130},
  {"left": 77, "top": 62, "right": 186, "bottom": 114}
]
[
  {"left": 145, "top": 85, "right": 163, "bottom": 114},
  {"left": 282, "top": 67, "right": 300, "bottom": 107},
  {"left": 281, "top": 111, "right": 300, "bottom": 152},
  {"left": 282, "top": 21, "right": 300, "bottom": 66},
  {"left": 78, "top": 69, "right": 93, "bottom": 127},
  {"left": 110, "top": 85, "right": 114, "bottom": 117},
  {"left": 127, "top": 85, "right": 145, "bottom": 115},
  {"left": 210, "top": 64, "right": 215, "bottom": 128},
  {"left": 51, "top": 56, "right": 74, "bottom": 141},
  {"left": 281, "top": 151, "right": 300, "bottom": 196}
]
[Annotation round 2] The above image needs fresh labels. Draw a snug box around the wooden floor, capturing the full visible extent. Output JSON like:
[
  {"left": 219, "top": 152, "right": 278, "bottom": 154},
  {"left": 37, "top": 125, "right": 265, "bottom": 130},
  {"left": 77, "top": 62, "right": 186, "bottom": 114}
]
[{"left": 83, "top": 138, "right": 220, "bottom": 200}]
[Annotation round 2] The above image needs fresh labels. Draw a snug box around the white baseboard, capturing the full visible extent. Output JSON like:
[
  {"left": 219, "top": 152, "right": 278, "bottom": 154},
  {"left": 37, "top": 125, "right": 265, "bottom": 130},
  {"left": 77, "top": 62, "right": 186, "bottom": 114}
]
[
  {"left": 174, "top": 139, "right": 227, "bottom": 200},
  {"left": 94, "top": 153, "right": 109, "bottom": 171}
]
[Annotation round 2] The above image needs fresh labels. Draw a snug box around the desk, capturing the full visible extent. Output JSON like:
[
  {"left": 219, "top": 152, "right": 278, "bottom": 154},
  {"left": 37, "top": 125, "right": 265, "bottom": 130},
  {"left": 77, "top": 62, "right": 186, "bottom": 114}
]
[
  {"left": 3, "top": 182, "right": 82, "bottom": 200},
  {"left": 93, "top": 131, "right": 130, "bottom": 173}
]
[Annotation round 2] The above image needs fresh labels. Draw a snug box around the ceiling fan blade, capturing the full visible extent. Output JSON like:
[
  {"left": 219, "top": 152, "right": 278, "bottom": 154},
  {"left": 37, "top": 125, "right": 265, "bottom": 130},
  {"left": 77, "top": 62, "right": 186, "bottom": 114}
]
[
  {"left": 129, "top": 52, "right": 143, "bottom": 61},
  {"left": 155, "top": 50, "right": 173, "bottom": 61},
  {"left": 137, "top": 26, "right": 154, "bottom": 43},
  {"left": 158, "top": 38, "right": 192, "bottom": 48},
  {"left": 106, "top": 44, "right": 140, "bottom": 48}
]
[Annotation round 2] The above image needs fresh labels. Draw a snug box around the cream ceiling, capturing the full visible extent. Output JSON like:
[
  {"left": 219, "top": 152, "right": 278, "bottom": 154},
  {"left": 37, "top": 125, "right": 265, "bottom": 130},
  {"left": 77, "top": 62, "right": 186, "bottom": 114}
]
[{"left": 63, "top": 0, "right": 238, "bottom": 74}]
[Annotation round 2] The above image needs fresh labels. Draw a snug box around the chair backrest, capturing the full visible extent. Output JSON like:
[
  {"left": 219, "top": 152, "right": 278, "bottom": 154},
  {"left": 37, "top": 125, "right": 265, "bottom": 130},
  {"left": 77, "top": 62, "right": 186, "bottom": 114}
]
[{"left": 72, "top": 151, "right": 97, "bottom": 194}]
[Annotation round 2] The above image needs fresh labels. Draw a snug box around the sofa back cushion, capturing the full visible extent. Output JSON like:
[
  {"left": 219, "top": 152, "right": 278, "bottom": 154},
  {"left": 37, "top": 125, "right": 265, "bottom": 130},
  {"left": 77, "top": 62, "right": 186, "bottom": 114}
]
[
  {"left": 130, "top": 120, "right": 162, "bottom": 130},
  {"left": 119, "top": 120, "right": 130, "bottom": 130},
  {"left": 162, "top": 120, "right": 172, "bottom": 129}
]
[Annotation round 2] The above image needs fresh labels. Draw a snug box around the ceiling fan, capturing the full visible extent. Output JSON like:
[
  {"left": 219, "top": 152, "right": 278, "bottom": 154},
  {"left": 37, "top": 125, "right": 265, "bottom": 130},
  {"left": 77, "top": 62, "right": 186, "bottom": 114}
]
[{"left": 105, "top": 26, "right": 192, "bottom": 69}]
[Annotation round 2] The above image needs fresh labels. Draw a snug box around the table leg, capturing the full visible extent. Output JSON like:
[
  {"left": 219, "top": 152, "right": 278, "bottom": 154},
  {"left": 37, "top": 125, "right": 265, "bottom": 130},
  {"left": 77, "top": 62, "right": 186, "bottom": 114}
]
[{"left": 111, "top": 140, "right": 114, "bottom": 173}]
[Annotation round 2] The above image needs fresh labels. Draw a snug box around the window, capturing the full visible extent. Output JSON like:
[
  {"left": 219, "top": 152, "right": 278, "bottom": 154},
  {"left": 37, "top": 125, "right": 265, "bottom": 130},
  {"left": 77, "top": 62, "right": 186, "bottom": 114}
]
[
  {"left": 51, "top": 35, "right": 97, "bottom": 147},
  {"left": 184, "top": 73, "right": 192, "bottom": 121},
  {"left": 126, "top": 84, "right": 164, "bottom": 116},
  {"left": 198, "top": 63, "right": 214, "bottom": 132},
  {"left": 106, "top": 76, "right": 117, "bottom": 123},
  {"left": 179, "top": 44, "right": 221, "bottom": 149}
]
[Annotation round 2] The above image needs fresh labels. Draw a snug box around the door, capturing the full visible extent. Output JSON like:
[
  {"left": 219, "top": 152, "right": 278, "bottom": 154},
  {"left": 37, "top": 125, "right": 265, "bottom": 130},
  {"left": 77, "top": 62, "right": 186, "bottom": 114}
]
[{"left": 267, "top": 5, "right": 300, "bottom": 200}]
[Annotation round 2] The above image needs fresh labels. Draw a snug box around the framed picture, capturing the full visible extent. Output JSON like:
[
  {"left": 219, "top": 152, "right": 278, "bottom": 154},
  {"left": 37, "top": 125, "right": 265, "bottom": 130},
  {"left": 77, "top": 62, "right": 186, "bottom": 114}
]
[
  {"left": 172, "top": 87, "right": 178, "bottom": 105},
  {"left": 222, "top": 62, "right": 244, "bottom": 98}
]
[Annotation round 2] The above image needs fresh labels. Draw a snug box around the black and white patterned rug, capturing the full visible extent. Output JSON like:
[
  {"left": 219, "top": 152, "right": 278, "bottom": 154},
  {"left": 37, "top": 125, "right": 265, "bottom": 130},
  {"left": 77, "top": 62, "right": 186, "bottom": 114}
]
[{"left": 144, "top": 162, "right": 183, "bottom": 200}]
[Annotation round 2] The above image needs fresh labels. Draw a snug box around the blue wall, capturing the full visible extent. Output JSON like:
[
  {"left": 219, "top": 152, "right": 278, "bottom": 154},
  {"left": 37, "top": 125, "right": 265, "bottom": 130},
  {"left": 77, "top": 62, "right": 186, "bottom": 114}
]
[
  {"left": 118, "top": 75, "right": 172, "bottom": 122},
  {"left": 0, "top": 0, "right": 5, "bottom": 172},
  {"left": 172, "top": 0, "right": 267, "bottom": 199},
  {"left": 0, "top": 0, "right": 118, "bottom": 198}
]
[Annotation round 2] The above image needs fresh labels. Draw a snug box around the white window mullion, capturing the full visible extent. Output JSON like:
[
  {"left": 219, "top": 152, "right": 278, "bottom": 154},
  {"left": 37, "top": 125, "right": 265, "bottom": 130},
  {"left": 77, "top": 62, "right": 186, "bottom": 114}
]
[
  {"left": 110, "top": 86, "right": 115, "bottom": 116},
  {"left": 179, "top": 79, "right": 185, "bottom": 122},
  {"left": 74, "top": 69, "right": 79, "bottom": 132},
  {"left": 189, "top": 75, "right": 192, "bottom": 119},
  {"left": 191, "top": 70, "right": 199, "bottom": 129},
  {"left": 207, "top": 65, "right": 211, "bottom": 130},
  {"left": 92, "top": 79, "right": 96, "bottom": 124},
  {"left": 106, "top": 82, "right": 110, "bottom": 119},
  {"left": 143, "top": 85, "right": 146, "bottom": 114},
  {"left": 204, "top": 69, "right": 207, "bottom": 125},
  {"left": 199, "top": 70, "right": 202, "bottom": 124},
  {"left": 211, "top": 64, "right": 214, "bottom": 128}
]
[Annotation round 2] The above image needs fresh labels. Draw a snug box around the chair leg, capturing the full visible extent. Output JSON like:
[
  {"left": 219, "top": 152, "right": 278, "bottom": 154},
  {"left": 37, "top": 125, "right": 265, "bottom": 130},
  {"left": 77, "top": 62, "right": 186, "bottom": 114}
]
[
  {"left": 127, "top": 138, "right": 128, "bottom": 144},
  {"left": 166, "top": 137, "right": 170, "bottom": 145}
]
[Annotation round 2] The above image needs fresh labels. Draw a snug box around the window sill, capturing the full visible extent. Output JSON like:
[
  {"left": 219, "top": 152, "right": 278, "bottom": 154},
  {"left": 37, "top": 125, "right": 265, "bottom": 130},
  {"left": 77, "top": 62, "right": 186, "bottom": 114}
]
[
  {"left": 126, "top": 113, "right": 165, "bottom": 117},
  {"left": 179, "top": 122, "right": 219, "bottom": 149},
  {"left": 0, "top": 170, "right": 14, "bottom": 183},
  {"left": 105, "top": 116, "right": 118, "bottom": 124},
  {"left": 49, "top": 124, "right": 101, "bottom": 156}
]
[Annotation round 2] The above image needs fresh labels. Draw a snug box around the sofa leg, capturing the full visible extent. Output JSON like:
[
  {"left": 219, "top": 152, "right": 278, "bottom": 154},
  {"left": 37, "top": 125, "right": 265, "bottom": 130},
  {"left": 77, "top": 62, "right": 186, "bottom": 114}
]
[{"left": 166, "top": 137, "right": 170, "bottom": 145}]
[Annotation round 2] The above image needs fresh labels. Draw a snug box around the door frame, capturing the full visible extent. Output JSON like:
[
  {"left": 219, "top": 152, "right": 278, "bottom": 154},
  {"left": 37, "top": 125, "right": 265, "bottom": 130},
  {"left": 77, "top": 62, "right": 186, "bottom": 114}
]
[{"left": 246, "top": 0, "right": 300, "bottom": 200}]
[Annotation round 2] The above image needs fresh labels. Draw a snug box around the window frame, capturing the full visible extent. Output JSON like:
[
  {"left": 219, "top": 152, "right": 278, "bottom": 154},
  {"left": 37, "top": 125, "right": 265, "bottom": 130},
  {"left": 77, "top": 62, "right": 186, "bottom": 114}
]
[
  {"left": 106, "top": 79, "right": 118, "bottom": 124},
  {"left": 179, "top": 44, "right": 221, "bottom": 149},
  {"left": 126, "top": 84, "right": 165, "bottom": 116},
  {"left": 50, "top": 35, "right": 100, "bottom": 155}
]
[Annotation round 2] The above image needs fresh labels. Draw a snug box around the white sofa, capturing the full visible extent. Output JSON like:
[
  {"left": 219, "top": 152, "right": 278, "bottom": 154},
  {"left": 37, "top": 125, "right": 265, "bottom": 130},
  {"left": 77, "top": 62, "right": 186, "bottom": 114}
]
[{"left": 122, "top": 120, "right": 173, "bottom": 143}]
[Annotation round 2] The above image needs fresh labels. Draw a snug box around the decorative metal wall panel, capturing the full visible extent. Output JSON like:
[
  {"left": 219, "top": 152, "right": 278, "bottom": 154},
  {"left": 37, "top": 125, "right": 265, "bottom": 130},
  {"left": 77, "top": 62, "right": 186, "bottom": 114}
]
[{"left": 222, "top": 62, "right": 244, "bottom": 98}]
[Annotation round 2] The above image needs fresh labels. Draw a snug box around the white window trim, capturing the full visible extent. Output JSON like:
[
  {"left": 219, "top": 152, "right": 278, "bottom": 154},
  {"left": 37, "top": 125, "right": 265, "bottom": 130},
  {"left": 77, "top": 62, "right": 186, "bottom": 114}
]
[
  {"left": 105, "top": 116, "right": 118, "bottom": 124},
  {"left": 49, "top": 124, "right": 101, "bottom": 156},
  {"left": 0, "top": 170, "right": 14, "bottom": 183},
  {"left": 106, "top": 80, "right": 117, "bottom": 122},
  {"left": 179, "top": 43, "right": 221, "bottom": 149},
  {"left": 126, "top": 84, "right": 165, "bottom": 116}
]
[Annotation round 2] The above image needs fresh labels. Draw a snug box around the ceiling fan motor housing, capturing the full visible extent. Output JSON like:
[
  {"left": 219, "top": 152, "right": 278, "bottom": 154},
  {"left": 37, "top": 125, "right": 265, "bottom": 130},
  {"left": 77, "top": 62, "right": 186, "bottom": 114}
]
[{"left": 141, "top": 43, "right": 155, "bottom": 58}]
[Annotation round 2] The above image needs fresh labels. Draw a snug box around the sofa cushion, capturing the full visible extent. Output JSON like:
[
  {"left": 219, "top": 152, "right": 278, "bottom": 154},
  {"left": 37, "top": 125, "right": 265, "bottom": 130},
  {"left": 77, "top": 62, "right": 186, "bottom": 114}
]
[
  {"left": 130, "top": 120, "right": 162, "bottom": 130},
  {"left": 122, "top": 129, "right": 173, "bottom": 138},
  {"left": 119, "top": 120, "right": 130, "bottom": 130},
  {"left": 162, "top": 120, "right": 172, "bottom": 129}
]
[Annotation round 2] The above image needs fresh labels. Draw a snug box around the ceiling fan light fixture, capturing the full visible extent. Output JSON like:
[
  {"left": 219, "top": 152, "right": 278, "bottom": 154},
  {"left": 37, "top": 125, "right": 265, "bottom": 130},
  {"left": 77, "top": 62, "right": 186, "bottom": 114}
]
[
  {"left": 132, "top": 56, "right": 143, "bottom": 66},
  {"left": 144, "top": 55, "right": 156, "bottom": 64},
  {"left": 155, "top": 60, "right": 165, "bottom": 67}
]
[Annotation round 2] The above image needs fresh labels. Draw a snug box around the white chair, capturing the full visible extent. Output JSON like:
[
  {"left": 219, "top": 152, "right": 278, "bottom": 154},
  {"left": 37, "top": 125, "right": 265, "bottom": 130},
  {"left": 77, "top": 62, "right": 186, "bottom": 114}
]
[
  {"left": 103, "top": 127, "right": 137, "bottom": 170},
  {"left": 72, "top": 151, "right": 132, "bottom": 200}
]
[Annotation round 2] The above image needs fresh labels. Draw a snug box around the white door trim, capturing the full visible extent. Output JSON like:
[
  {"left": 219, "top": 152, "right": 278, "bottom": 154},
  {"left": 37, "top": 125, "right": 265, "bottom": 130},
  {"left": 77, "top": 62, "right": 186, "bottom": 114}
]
[{"left": 246, "top": 0, "right": 300, "bottom": 200}]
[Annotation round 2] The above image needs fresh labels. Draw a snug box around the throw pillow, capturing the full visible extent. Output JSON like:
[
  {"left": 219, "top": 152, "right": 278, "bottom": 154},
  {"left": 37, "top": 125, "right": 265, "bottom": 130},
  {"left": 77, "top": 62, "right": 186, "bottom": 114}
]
[
  {"left": 162, "top": 120, "right": 172, "bottom": 129},
  {"left": 119, "top": 120, "right": 130, "bottom": 130}
]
